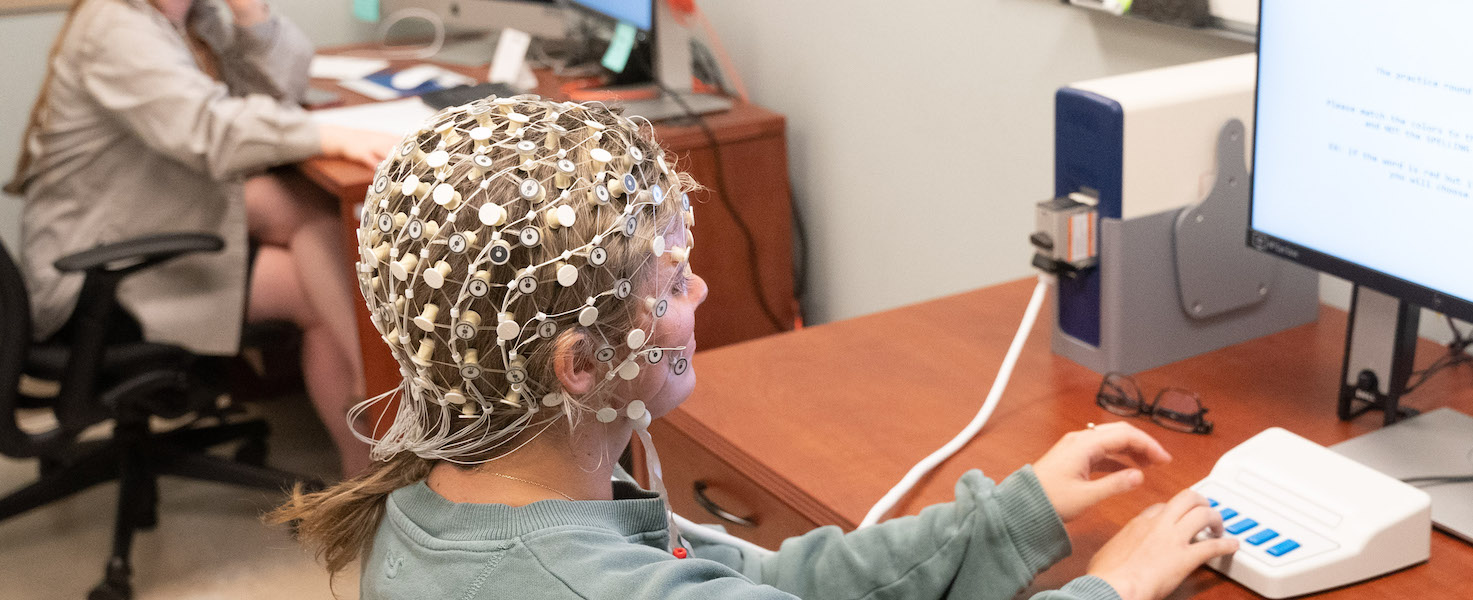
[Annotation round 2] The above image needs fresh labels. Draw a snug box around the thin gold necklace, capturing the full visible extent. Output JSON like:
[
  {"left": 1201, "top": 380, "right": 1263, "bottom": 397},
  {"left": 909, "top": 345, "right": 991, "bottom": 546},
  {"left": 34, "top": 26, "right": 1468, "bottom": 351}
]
[{"left": 485, "top": 472, "right": 576, "bottom": 501}]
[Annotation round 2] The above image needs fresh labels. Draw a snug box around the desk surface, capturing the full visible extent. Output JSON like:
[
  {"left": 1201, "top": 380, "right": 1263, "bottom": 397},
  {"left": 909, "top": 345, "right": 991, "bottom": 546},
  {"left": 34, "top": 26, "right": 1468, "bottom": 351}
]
[{"left": 675, "top": 278, "right": 1473, "bottom": 598}]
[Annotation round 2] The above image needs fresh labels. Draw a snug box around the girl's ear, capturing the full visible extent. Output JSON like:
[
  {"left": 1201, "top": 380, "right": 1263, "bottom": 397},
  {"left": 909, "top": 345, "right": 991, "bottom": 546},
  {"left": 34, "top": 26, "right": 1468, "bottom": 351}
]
[{"left": 553, "top": 331, "right": 597, "bottom": 396}]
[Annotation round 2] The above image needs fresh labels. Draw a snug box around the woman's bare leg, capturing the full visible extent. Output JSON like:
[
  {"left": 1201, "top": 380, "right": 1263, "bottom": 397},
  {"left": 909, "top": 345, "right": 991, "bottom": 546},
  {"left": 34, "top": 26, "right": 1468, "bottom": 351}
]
[
  {"left": 244, "top": 172, "right": 369, "bottom": 476},
  {"left": 244, "top": 173, "right": 364, "bottom": 387},
  {"left": 247, "top": 247, "right": 370, "bottom": 476}
]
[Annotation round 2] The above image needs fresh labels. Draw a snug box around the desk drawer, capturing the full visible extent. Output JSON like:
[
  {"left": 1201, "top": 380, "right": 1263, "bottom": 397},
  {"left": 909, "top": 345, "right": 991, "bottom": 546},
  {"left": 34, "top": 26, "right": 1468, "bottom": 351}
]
[{"left": 647, "top": 419, "right": 818, "bottom": 550}]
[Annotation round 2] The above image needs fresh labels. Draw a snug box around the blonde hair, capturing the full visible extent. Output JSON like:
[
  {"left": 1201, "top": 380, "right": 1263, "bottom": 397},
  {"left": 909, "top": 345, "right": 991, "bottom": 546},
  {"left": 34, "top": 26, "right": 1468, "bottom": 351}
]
[{"left": 270, "top": 97, "right": 695, "bottom": 577}]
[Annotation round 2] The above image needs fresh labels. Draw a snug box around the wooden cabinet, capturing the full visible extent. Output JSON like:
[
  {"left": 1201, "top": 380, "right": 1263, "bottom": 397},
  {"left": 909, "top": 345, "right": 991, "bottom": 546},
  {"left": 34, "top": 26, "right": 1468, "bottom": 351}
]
[{"left": 647, "top": 416, "right": 819, "bottom": 549}]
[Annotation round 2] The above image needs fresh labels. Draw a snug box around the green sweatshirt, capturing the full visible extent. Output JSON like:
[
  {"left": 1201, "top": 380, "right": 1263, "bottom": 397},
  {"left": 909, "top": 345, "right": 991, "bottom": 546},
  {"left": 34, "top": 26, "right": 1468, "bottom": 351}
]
[{"left": 360, "top": 466, "right": 1122, "bottom": 600}]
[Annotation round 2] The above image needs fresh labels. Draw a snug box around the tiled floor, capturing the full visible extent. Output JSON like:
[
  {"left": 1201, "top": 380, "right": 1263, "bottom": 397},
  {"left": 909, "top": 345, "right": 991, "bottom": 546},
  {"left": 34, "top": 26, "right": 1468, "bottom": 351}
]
[{"left": 0, "top": 395, "right": 359, "bottom": 599}]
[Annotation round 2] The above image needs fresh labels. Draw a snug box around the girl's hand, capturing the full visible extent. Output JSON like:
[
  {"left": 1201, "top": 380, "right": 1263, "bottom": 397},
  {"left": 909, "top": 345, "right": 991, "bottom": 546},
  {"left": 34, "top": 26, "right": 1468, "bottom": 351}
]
[
  {"left": 1032, "top": 421, "right": 1172, "bottom": 522},
  {"left": 318, "top": 125, "right": 399, "bottom": 170},
  {"left": 1087, "top": 488, "right": 1241, "bottom": 600}
]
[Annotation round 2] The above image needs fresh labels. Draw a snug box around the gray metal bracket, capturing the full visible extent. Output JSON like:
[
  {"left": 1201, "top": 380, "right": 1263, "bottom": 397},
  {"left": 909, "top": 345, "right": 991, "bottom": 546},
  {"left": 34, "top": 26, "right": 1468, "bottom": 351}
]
[{"left": 1173, "top": 119, "right": 1281, "bottom": 319}]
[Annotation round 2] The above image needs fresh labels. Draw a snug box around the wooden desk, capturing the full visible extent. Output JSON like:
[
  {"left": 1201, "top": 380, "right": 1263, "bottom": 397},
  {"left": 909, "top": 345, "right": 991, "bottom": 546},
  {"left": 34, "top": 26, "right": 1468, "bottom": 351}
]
[
  {"left": 295, "top": 56, "right": 797, "bottom": 398},
  {"left": 657, "top": 278, "right": 1473, "bottom": 598}
]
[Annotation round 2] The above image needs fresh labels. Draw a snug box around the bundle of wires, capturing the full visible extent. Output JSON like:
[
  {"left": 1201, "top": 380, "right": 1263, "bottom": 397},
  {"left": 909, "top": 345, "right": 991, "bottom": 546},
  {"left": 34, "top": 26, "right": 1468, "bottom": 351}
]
[{"left": 1403, "top": 316, "right": 1473, "bottom": 395}]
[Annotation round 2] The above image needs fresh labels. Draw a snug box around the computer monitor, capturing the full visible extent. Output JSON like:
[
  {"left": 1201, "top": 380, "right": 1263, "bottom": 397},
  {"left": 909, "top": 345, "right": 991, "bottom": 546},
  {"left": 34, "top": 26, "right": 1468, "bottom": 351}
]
[
  {"left": 565, "top": 0, "right": 678, "bottom": 89},
  {"left": 565, "top": 0, "right": 653, "bottom": 31},
  {"left": 1250, "top": 0, "right": 1473, "bottom": 415},
  {"left": 1251, "top": 0, "right": 1473, "bottom": 323},
  {"left": 1251, "top": 0, "right": 1473, "bottom": 541},
  {"left": 564, "top": 0, "right": 732, "bottom": 119}
]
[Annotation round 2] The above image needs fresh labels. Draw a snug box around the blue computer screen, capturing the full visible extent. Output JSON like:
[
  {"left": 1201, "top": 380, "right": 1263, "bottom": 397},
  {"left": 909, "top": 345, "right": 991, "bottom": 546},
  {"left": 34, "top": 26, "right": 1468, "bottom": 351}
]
[
  {"left": 568, "top": 0, "right": 652, "bottom": 31},
  {"left": 1251, "top": 0, "right": 1473, "bottom": 309}
]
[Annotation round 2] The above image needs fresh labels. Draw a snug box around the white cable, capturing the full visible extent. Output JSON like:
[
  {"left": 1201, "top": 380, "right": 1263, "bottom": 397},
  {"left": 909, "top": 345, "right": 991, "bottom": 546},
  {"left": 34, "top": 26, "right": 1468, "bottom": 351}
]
[
  {"left": 674, "top": 511, "right": 776, "bottom": 558},
  {"left": 668, "top": 274, "right": 1053, "bottom": 553},
  {"left": 373, "top": 8, "right": 447, "bottom": 60},
  {"left": 646, "top": 274, "right": 1053, "bottom": 557},
  {"left": 859, "top": 274, "right": 1055, "bottom": 527}
]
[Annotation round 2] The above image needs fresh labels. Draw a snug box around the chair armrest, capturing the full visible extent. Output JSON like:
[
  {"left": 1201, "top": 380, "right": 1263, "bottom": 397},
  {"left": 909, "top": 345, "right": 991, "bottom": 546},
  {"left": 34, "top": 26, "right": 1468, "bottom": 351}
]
[{"left": 54, "top": 233, "right": 224, "bottom": 275}]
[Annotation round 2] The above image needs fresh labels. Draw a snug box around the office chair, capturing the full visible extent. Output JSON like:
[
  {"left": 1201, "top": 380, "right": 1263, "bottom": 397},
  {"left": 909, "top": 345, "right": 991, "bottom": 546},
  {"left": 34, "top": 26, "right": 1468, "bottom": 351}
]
[{"left": 0, "top": 234, "right": 323, "bottom": 600}]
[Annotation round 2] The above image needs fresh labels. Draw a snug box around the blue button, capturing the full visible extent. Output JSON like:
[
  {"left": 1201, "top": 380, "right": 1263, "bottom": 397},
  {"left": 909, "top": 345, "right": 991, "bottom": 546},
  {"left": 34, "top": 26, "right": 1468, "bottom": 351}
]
[
  {"left": 1266, "top": 539, "right": 1301, "bottom": 556},
  {"left": 1226, "top": 519, "right": 1259, "bottom": 535},
  {"left": 1208, "top": 498, "right": 1219, "bottom": 508},
  {"left": 1219, "top": 508, "right": 1238, "bottom": 520},
  {"left": 1246, "top": 529, "right": 1280, "bottom": 546}
]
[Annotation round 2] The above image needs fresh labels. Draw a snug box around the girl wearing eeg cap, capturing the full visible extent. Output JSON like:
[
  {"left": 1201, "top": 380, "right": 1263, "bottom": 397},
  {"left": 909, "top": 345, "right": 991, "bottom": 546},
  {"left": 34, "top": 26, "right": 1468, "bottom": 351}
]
[{"left": 277, "top": 97, "right": 1236, "bottom": 600}]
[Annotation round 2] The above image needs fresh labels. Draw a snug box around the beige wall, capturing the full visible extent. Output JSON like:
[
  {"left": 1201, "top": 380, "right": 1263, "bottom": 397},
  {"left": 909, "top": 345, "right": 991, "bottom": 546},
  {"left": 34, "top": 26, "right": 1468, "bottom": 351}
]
[
  {"left": 696, "top": 0, "right": 1254, "bottom": 324},
  {"left": 0, "top": 9, "right": 64, "bottom": 250}
]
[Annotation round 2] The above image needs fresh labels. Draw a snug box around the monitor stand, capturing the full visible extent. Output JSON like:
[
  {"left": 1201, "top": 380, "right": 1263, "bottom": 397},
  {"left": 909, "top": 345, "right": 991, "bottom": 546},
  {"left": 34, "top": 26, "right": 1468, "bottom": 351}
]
[
  {"left": 1331, "top": 407, "right": 1473, "bottom": 544},
  {"left": 1338, "top": 285, "right": 1421, "bottom": 425}
]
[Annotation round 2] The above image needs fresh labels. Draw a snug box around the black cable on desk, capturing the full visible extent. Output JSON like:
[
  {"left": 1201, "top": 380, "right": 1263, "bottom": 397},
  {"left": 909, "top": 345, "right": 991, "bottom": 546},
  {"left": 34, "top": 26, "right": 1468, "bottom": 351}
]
[
  {"left": 789, "top": 188, "right": 810, "bottom": 309},
  {"left": 1403, "top": 316, "right": 1473, "bottom": 394}
]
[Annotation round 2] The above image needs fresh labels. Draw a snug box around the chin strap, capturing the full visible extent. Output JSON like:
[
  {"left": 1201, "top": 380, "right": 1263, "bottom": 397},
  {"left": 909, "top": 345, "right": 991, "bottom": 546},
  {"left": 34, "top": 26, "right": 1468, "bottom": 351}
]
[{"left": 631, "top": 413, "right": 688, "bottom": 553}]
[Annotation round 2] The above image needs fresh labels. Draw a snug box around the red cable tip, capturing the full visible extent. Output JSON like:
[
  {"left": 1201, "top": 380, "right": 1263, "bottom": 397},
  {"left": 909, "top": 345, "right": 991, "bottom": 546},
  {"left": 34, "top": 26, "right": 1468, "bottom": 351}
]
[{"left": 672, "top": 547, "right": 688, "bottom": 559}]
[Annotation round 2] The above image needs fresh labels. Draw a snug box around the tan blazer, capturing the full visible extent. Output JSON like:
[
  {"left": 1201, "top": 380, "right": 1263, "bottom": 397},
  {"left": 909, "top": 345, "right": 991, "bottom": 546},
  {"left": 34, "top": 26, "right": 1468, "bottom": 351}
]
[{"left": 17, "top": 0, "right": 321, "bottom": 355}]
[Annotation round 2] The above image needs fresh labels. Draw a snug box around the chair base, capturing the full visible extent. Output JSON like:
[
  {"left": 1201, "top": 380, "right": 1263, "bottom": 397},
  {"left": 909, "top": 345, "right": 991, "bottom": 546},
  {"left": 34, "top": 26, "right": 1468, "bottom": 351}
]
[{"left": 0, "top": 417, "right": 325, "bottom": 600}]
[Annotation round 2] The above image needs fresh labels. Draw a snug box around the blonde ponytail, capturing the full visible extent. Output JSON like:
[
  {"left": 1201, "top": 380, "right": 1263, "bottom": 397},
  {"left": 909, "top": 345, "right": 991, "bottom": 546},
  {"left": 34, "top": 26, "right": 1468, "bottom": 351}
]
[{"left": 267, "top": 452, "right": 435, "bottom": 577}]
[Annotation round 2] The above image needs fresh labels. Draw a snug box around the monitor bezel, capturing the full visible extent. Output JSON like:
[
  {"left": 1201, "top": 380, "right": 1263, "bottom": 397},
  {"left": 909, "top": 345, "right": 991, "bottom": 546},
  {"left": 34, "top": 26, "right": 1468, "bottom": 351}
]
[{"left": 1246, "top": 1, "right": 1473, "bottom": 324}]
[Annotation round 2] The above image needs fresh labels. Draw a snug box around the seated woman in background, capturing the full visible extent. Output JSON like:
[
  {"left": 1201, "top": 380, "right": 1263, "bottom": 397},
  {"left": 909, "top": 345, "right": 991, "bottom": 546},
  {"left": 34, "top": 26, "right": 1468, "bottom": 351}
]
[
  {"left": 273, "top": 96, "right": 1237, "bottom": 600},
  {"left": 7, "top": 0, "right": 399, "bottom": 476}
]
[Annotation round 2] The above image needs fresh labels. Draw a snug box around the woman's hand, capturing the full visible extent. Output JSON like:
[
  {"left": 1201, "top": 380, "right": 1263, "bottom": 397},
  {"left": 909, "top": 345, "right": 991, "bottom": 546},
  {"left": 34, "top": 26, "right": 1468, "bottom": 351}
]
[
  {"left": 318, "top": 125, "right": 400, "bottom": 170},
  {"left": 1032, "top": 421, "right": 1171, "bottom": 522},
  {"left": 1087, "top": 488, "right": 1241, "bottom": 600},
  {"left": 225, "top": 0, "right": 270, "bottom": 27}
]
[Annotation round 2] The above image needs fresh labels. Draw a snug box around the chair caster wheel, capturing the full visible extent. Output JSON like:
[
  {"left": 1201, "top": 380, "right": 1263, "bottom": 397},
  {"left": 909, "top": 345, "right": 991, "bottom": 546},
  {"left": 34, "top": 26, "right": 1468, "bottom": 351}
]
[
  {"left": 88, "top": 582, "right": 131, "bottom": 600},
  {"left": 88, "top": 560, "right": 131, "bottom": 600},
  {"left": 89, "top": 559, "right": 132, "bottom": 600}
]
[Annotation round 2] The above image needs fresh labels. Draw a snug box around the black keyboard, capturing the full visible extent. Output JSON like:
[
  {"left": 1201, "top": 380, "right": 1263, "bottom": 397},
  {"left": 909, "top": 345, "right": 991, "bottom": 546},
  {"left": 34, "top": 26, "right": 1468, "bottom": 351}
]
[{"left": 420, "top": 83, "right": 517, "bottom": 110}]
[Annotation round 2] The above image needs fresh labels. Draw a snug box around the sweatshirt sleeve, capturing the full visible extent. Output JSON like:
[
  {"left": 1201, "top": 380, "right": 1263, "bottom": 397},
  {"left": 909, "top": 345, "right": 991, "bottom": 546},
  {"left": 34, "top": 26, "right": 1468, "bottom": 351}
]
[
  {"left": 76, "top": 4, "right": 320, "bottom": 181},
  {"left": 724, "top": 467, "right": 1118, "bottom": 600},
  {"left": 1032, "top": 575, "right": 1124, "bottom": 600},
  {"left": 203, "top": 2, "right": 316, "bottom": 103}
]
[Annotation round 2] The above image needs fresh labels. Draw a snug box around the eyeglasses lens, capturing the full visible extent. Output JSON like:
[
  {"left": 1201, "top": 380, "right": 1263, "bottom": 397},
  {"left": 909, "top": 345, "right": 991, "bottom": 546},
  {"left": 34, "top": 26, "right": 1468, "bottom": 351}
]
[
  {"left": 1151, "top": 389, "right": 1205, "bottom": 433},
  {"left": 1098, "top": 374, "right": 1144, "bottom": 417}
]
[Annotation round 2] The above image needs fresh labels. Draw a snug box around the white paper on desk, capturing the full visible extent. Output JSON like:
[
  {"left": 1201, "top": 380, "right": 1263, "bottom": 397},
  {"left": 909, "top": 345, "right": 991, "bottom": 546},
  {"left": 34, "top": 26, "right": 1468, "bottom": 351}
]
[
  {"left": 310, "top": 55, "right": 390, "bottom": 80},
  {"left": 488, "top": 28, "right": 532, "bottom": 85},
  {"left": 310, "top": 99, "right": 437, "bottom": 137}
]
